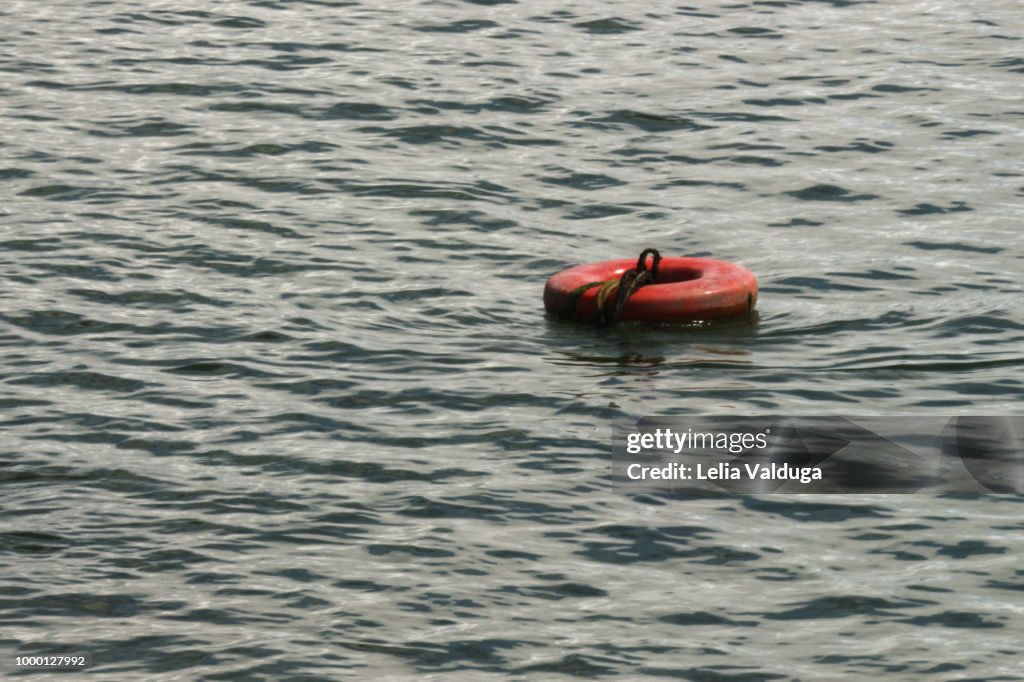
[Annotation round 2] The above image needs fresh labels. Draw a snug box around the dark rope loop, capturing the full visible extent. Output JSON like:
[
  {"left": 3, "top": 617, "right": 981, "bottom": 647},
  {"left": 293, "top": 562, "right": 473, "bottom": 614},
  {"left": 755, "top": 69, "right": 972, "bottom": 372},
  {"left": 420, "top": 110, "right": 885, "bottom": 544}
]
[
  {"left": 635, "top": 248, "right": 661, "bottom": 281},
  {"left": 597, "top": 248, "right": 662, "bottom": 326}
]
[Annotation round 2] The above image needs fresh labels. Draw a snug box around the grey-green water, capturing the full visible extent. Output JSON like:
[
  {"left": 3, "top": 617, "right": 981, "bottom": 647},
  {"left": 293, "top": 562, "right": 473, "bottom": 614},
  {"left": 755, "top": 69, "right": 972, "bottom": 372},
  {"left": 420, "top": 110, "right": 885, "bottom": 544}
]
[{"left": 2, "top": 1, "right": 1023, "bottom": 679}]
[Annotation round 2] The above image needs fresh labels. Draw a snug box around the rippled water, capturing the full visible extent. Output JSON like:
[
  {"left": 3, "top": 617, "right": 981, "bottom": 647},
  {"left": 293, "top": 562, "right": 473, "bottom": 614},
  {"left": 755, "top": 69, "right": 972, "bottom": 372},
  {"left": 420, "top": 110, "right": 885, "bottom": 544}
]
[{"left": 3, "top": 1, "right": 1023, "bottom": 679}]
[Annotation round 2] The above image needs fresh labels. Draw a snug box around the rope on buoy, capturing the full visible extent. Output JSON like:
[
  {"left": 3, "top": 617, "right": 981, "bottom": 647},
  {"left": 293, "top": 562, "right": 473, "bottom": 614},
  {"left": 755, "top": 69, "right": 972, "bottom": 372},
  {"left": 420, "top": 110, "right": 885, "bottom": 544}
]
[{"left": 563, "top": 248, "right": 662, "bottom": 326}]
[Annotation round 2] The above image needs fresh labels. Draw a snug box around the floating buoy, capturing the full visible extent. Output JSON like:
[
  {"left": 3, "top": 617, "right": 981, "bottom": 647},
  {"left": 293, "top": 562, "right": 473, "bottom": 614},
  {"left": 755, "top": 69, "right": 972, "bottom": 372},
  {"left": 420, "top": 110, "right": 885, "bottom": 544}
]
[{"left": 544, "top": 249, "right": 757, "bottom": 324}]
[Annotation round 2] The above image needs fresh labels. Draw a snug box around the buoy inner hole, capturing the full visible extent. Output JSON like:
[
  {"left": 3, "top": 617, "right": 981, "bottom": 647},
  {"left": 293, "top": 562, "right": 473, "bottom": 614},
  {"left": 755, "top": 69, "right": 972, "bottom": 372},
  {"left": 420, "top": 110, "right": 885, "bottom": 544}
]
[{"left": 654, "top": 265, "right": 702, "bottom": 284}]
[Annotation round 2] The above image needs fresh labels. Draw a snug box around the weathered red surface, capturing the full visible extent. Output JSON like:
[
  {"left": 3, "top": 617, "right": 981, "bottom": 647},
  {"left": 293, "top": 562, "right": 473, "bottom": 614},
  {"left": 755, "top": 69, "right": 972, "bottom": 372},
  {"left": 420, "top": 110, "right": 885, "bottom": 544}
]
[{"left": 544, "top": 257, "right": 758, "bottom": 322}]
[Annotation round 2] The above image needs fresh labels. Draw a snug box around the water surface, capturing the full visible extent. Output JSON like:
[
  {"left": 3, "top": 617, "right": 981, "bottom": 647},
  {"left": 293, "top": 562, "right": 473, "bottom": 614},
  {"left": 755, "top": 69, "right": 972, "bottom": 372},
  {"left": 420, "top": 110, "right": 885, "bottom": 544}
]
[{"left": 2, "top": 1, "right": 1023, "bottom": 679}]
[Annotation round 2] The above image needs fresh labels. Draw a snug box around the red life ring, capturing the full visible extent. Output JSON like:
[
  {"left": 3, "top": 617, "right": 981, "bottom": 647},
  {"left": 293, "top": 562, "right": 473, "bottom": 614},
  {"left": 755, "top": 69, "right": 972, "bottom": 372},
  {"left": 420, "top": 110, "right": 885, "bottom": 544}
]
[{"left": 544, "top": 256, "right": 757, "bottom": 323}]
